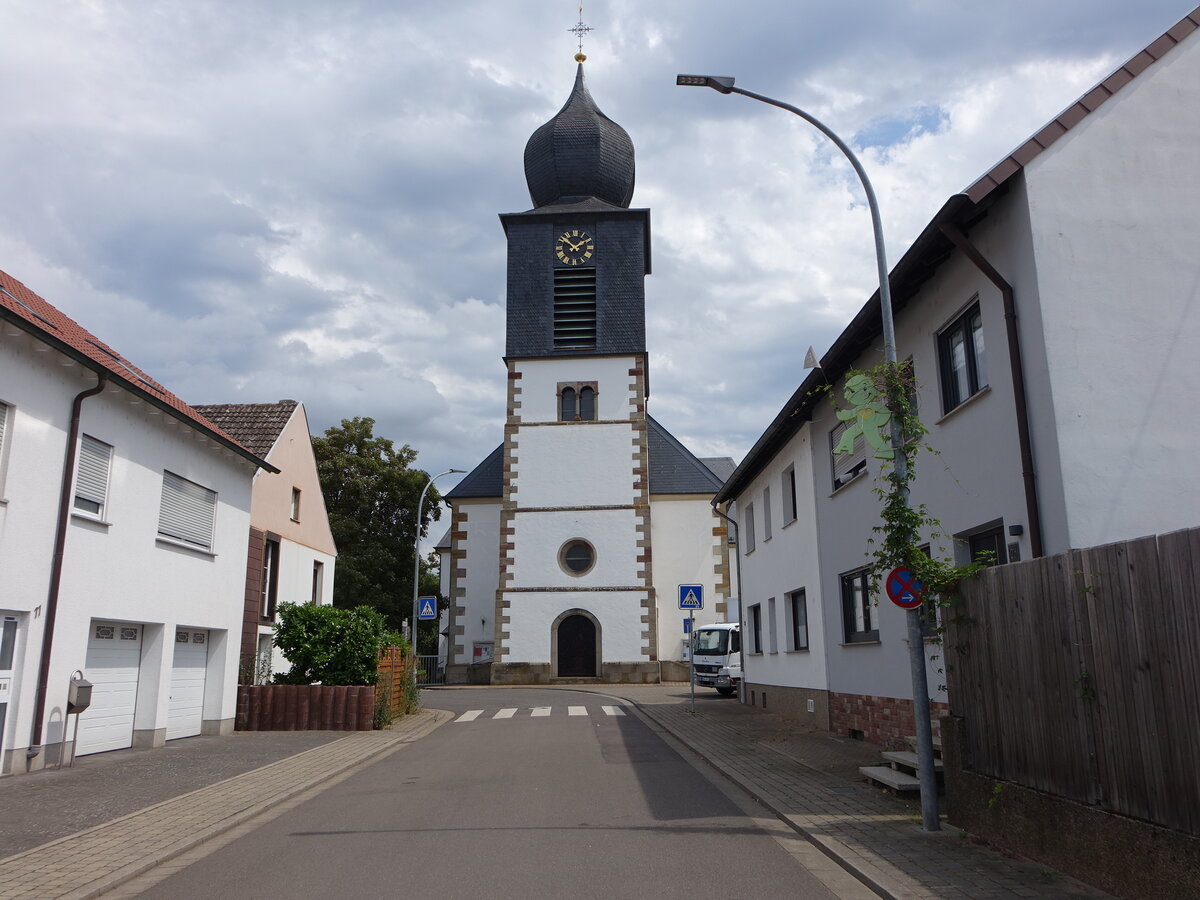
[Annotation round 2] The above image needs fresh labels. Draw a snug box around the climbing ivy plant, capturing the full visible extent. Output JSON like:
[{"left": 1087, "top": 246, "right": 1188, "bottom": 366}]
[{"left": 830, "top": 360, "right": 985, "bottom": 617}]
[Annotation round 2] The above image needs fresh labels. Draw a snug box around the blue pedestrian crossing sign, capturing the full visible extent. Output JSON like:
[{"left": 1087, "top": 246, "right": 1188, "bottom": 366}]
[
  {"left": 418, "top": 597, "right": 438, "bottom": 620},
  {"left": 678, "top": 585, "right": 703, "bottom": 610}
]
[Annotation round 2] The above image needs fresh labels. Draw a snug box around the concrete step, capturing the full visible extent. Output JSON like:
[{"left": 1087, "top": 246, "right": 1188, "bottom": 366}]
[
  {"left": 859, "top": 765, "right": 921, "bottom": 792},
  {"left": 904, "top": 734, "right": 943, "bottom": 756},
  {"left": 881, "top": 750, "right": 943, "bottom": 774}
]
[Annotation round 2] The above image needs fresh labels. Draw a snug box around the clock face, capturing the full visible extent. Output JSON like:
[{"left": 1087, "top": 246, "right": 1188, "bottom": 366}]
[{"left": 555, "top": 229, "right": 594, "bottom": 265}]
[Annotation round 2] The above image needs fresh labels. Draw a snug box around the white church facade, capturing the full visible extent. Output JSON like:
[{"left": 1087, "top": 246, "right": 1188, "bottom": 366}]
[{"left": 444, "top": 63, "right": 735, "bottom": 685}]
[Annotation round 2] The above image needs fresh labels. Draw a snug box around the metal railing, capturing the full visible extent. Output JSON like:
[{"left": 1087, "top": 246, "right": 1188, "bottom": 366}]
[{"left": 415, "top": 655, "right": 446, "bottom": 687}]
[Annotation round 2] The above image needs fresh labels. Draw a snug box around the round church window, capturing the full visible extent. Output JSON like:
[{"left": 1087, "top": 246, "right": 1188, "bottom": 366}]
[{"left": 559, "top": 539, "right": 595, "bottom": 576}]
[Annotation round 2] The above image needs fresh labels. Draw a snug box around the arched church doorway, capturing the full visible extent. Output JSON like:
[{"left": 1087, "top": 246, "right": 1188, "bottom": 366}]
[{"left": 557, "top": 614, "right": 597, "bottom": 677}]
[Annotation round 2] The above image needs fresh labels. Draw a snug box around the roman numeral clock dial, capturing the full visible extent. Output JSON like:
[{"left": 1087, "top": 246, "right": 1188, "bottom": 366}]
[{"left": 555, "top": 229, "right": 594, "bottom": 265}]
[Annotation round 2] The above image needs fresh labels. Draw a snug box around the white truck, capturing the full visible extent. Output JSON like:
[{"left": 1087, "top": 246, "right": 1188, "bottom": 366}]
[{"left": 690, "top": 622, "right": 741, "bottom": 696}]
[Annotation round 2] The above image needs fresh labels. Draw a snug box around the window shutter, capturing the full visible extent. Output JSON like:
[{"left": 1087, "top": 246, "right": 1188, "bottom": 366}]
[
  {"left": 158, "top": 471, "right": 217, "bottom": 550},
  {"left": 74, "top": 434, "right": 112, "bottom": 513},
  {"left": 830, "top": 421, "right": 866, "bottom": 483}
]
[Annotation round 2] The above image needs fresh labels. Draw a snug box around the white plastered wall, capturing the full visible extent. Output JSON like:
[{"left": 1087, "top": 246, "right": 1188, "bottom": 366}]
[
  {"left": 649, "top": 496, "right": 726, "bottom": 662},
  {"left": 515, "top": 356, "right": 638, "bottom": 423},
  {"left": 504, "top": 591, "right": 646, "bottom": 662},
  {"left": 450, "top": 499, "right": 501, "bottom": 666},
  {"left": 509, "top": 508, "right": 640, "bottom": 588}
]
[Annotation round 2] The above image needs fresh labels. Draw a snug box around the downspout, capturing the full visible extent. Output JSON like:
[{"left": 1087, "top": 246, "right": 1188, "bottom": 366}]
[
  {"left": 710, "top": 499, "right": 746, "bottom": 702},
  {"left": 939, "top": 222, "right": 1044, "bottom": 558},
  {"left": 29, "top": 372, "right": 108, "bottom": 758}
]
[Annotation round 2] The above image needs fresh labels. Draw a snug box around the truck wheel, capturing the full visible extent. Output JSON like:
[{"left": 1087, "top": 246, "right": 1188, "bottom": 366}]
[{"left": 716, "top": 687, "right": 736, "bottom": 697}]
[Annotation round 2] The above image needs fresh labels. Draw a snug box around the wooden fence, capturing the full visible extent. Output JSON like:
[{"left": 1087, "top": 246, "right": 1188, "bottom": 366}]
[
  {"left": 376, "top": 645, "right": 411, "bottom": 720},
  {"left": 236, "top": 684, "right": 375, "bottom": 731},
  {"left": 944, "top": 526, "right": 1200, "bottom": 835}
]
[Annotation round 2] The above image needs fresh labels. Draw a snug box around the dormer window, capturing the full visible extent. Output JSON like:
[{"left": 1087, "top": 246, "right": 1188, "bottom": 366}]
[{"left": 558, "top": 382, "right": 598, "bottom": 422}]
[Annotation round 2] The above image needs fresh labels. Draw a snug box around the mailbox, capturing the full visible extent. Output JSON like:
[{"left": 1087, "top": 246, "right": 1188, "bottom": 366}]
[{"left": 67, "top": 676, "right": 93, "bottom": 714}]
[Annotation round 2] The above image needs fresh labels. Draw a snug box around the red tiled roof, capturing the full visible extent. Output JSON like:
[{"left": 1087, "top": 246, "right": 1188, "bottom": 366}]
[
  {"left": 965, "top": 6, "right": 1200, "bottom": 203},
  {"left": 0, "top": 267, "right": 274, "bottom": 471}
]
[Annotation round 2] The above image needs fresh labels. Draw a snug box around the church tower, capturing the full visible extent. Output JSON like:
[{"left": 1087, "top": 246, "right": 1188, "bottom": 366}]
[{"left": 444, "top": 61, "right": 733, "bottom": 685}]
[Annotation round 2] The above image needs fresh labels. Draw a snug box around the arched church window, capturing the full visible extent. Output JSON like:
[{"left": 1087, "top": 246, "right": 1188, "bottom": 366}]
[
  {"left": 559, "top": 539, "right": 596, "bottom": 576},
  {"left": 558, "top": 382, "right": 598, "bottom": 422}
]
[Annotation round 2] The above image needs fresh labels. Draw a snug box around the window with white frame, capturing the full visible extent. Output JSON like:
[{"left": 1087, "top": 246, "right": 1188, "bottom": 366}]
[
  {"left": 743, "top": 501, "right": 756, "bottom": 553},
  {"left": 789, "top": 589, "right": 809, "bottom": 651},
  {"left": 311, "top": 560, "right": 325, "bottom": 605},
  {"left": 261, "top": 537, "right": 280, "bottom": 619},
  {"left": 157, "top": 471, "right": 217, "bottom": 552},
  {"left": 938, "top": 301, "right": 987, "bottom": 412},
  {"left": 841, "top": 568, "right": 878, "bottom": 644},
  {"left": 782, "top": 465, "right": 797, "bottom": 524},
  {"left": 830, "top": 420, "right": 867, "bottom": 490},
  {"left": 73, "top": 434, "right": 113, "bottom": 519},
  {"left": 748, "top": 603, "right": 762, "bottom": 654},
  {"left": 290, "top": 487, "right": 301, "bottom": 522},
  {"left": 766, "top": 597, "right": 778, "bottom": 653},
  {"left": 762, "top": 487, "right": 772, "bottom": 541}
]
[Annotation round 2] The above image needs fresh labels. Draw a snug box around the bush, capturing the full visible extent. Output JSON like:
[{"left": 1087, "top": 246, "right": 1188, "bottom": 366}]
[{"left": 273, "top": 602, "right": 392, "bottom": 686}]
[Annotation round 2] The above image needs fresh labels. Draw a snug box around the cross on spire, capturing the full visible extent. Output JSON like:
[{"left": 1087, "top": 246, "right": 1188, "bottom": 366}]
[{"left": 568, "top": 2, "right": 593, "bottom": 62}]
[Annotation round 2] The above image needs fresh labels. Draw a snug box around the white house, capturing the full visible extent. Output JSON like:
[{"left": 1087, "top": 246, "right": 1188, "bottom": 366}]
[
  {"left": 192, "top": 401, "right": 338, "bottom": 683},
  {"left": 0, "top": 269, "right": 271, "bottom": 773},
  {"left": 444, "top": 62, "right": 736, "bottom": 684},
  {"left": 714, "top": 7, "right": 1200, "bottom": 744}
]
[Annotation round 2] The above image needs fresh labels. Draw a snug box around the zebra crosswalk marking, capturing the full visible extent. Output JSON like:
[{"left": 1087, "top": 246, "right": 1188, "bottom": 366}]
[
  {"left": 493, "top": 708, "right": 517, "bottom": 719},
  {"left": 530, "top": 707, "right": 551, "bottom": 717},
  {"left": 455, "top": 710, "right": 484, "bottom": 723},
  {"left": 602, "top": 706, "right": 625, "bottom": 716},
  {"left": 568, "top": 706, "right": 587, "bottom": 716}
]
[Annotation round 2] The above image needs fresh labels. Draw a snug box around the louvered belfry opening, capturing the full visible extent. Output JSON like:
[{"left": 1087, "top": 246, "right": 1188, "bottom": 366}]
[{"left": 553, "top": 267, "right": 597, "bottom": 350}]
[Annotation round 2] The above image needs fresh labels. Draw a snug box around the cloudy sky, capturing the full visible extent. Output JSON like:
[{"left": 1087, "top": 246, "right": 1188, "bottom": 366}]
[{"left": 0, "top": 0, "right": 1192, "bottom": 492}]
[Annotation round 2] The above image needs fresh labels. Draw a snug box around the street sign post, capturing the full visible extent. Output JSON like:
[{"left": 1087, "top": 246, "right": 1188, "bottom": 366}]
[
  {"left": 885, "top": 568, "right": 925, "bottom": 610},
  {"left": 678, "top": 585, "right": 703, "bottom": 610},
  {"left": 417, "top": 597, "right": 438, "bottom": 620},
  {"left": 678, "top": 586, "right": 703, "bottom": 713}
]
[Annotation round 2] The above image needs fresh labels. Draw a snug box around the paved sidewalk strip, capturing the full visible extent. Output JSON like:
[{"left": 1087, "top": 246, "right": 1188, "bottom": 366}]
[
  {"left": 631, "top": 700, "right": 1110, "bottom": 900},
  {"left": 0, "top": 711, "right": 450, "bottom": 900}
]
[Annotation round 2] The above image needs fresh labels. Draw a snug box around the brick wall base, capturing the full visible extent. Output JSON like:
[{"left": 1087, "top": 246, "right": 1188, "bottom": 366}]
[
  {"left": 742, "top": 682, "right": 830, "bottom": 728},
  {"left": 489, "top": 661, "right": 662, "bottom": 685},
  {"left": 829, "top": 690, "right": 949, "bottom": 746}
]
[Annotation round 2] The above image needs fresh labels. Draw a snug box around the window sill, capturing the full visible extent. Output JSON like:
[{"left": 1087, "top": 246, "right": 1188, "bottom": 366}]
[
  {"left": 936, "top": 385, "right": 991, "bottom": 425},
  {"left": 785, "top": 648, "right": 810, "bottom": 654},
  {"left": 71, "top": 511, "right": 111, "bottom": 529},
  {"left": 782, "top": 517, "right": 797, "bottom": 529},
  {"left": 839, "top": 639, "right": 881, "bottom": 647},
  {"left": 156, "top": 536, "right": 217, "bottom": 557},
  {"left": 830, "top": 467, "right": 867, "bottom": 496}
]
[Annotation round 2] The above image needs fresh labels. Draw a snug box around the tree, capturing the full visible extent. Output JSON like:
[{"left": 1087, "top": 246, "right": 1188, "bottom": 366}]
[{"left": 312, "top": 417, "right": 442, "bottom": 631}]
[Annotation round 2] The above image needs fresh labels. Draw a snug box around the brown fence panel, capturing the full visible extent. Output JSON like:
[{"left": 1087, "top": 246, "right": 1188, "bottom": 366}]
[
  {"left": 946, "top": 526, "right": 1200, "bottom": 835},
  {"left": 235, "top": 684, "right": 377, "bottom": 731}
]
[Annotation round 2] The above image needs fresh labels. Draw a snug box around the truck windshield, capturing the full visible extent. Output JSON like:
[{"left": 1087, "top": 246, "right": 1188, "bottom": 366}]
[{"left": 693, "top": 630, "right": 729, "bottom": 655}]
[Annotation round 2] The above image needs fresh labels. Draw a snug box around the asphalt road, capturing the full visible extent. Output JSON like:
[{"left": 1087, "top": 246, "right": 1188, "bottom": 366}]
[{"left": 129, "top": 688, "right": 869, "bottom": 899}]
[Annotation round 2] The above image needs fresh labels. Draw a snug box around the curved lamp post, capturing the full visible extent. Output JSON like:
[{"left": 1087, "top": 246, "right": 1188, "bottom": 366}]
[
  {"left": 677, "top": 74, "right": 939, "bottom": 831},
  {"left": 412, "top": 469, "right": 465, "bottom": 672}
]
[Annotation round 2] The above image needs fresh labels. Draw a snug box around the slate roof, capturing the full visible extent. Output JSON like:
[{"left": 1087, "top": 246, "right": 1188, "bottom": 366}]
[
  {"left": 0, "top": 268, "right": 274, "bottom": 472},
  {"left": 444, "top": 416, "right": 727, "bottom": 500},
  {"left": 714, "top": 5, "right": 1200, "bottom": 504},
  {"left": 524, "top": 63, "right": 636, "bottom": 209},
  {"left": 700, "top": 457, "right": 737, "bottom": 482},
  {"left": 444, "top": 443, "right": 505, "bottom": 499},
  {"left": 192, "top": 401, "right": 299, "bottom": 459}
]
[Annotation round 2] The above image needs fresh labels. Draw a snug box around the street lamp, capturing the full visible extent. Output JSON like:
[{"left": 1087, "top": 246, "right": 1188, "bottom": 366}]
[
  {"left": 411, "top": 469, "right": 465, "bottom": 679},
  {"left": 677, "top": 74, "right": 940, "bottom": 831}
]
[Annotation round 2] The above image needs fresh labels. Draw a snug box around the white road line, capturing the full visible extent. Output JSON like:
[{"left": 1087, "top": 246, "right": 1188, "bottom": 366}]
[
  {"left": 455, "top": 710, "right": 484, "bottom": 723},
  {"left": 530, "top": 707, "right": 551, "bottom": 717},
  {"left": 602, "top": 706, "right": 625, "bottom": 716},
  {"left": 568, "top": 706, "right": 588, "bottom": 716},
  {"left": 493, "top": 708, "right": 517, "bottom": 719}
]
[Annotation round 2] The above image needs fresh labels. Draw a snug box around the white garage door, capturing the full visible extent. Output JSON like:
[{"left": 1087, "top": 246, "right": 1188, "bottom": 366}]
[
  {"left": 167, "top": 629, "right": 208, "bottom": 740},
  {"left": 77, "top": 621, "right": 142, "bottom": 756}
]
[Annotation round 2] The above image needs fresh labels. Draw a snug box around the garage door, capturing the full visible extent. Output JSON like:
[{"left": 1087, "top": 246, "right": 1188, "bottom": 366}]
[
  {"left": 77, "top": 621, "right": 142, "bottom": 756},
  {"left": 167, "top": 629, "right": 208, "bottom": 740}
]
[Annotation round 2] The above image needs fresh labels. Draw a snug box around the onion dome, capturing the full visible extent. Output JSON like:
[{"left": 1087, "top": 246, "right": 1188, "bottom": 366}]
[{"left": 523, "top": 64, "right": 635, "bottom": 209}]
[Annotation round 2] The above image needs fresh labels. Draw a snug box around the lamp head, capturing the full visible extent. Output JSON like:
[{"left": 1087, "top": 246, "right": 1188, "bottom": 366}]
[{"left": 676, "top": 74, "right": 736, "bottom": 94}]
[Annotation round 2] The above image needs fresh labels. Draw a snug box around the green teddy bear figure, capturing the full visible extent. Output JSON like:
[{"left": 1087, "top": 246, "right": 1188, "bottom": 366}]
[{"left": 835, "top": 374, "right": 894, "bottom": 460}]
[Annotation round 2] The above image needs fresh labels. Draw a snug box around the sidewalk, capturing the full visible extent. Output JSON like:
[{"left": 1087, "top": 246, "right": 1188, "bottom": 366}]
[
  {"left": 599, "top": 684, "right": 1111, "bottom": 900},
  {"left": 0, "top": 711, "right": 450, "bottom": 900}
]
